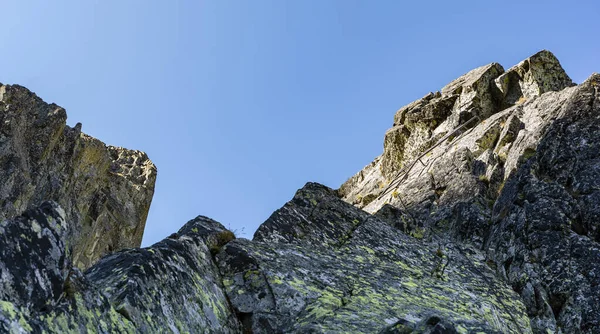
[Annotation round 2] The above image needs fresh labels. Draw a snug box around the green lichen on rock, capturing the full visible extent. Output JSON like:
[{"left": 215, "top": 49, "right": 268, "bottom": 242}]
[
  {"left": 217, "top": 183, "right": 531, "bottom": 333},
  {"left": 0, "top": 205, "right": 240, "bottom": 333}
]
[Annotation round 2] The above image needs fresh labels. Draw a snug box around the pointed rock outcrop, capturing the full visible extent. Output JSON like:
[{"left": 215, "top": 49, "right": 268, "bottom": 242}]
[
  {"left": 339, "top": 50, "right": 574, "bottom": 214},
  {"left": 339, "top": 53, "right": 599, "bottom": 332},
  {"left": 0, "top": 83, "right": 156, "bottom": 269}
]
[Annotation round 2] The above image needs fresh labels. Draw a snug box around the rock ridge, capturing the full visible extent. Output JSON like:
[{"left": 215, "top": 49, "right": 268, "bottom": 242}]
[
  {"left": 1, "top": 51, "right": 600, "bottom": 333},
  {"left": 339, "top": 50, "right": 574, "bottom": 208}
]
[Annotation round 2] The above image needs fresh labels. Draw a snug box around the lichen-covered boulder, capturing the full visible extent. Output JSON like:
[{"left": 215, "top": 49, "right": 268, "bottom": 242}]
[
  {"left": 440, "top": 62, "right": 505, "bottom": 127},
  {"left": 218, "top": 183, "right": 531, "bottom": 333},
  {"left": 0, "top": 202, "right": 136, "bottom": 333},
  {"left": 0, "top": 83, "right": 157, "bottom": 269},
  {"left": 0, "top": 202, "right": 69, "bottom": 311},
  {"left": 495, "top": 50, "right": 574, "bottom": 107},
  {"left": 86, "top": 216, "right": 241, "bottom": 333},
  {"left": 0, "top": 203, "right": 241, "bottom": 333}
]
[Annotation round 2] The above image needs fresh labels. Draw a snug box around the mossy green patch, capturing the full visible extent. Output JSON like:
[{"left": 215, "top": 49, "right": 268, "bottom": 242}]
[{"left": 0, "top": 300, "right": 17, "bottom": 319}]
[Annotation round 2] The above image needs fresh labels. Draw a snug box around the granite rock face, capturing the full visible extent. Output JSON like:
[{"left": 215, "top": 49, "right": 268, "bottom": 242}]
[
  {"left": 0, "top": 203, "right": 241, "bottom": 333},
  {"left": 0, "top": 83, "right": 157, "bottom": 269},
  {"left": 0, "top": 202, "right": 136, "bottom": 333},
  {"left": 1, "top": 191, "right": 532, "bottom": 333},
  {"left": 339, "top": 50, "right": 574, "bottom": 207},
  {"left": 495, "top": 50, "right": 574, "bottom": 107},
  {"left": 2, "top": 51, "right": 600, "bottom": 334},
  {"left": 220, "top": 183, "right": 531, "bottom": 333},
  {"left": 338, "top": 51, "right": 600, "bottom": 333},
  {"left": 486, "top": 74, "right": 600, "bottom": 332}
]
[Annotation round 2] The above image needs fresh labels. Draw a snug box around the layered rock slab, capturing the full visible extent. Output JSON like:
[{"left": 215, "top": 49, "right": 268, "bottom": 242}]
[
  {"left": 0, "top": 202, "right": 135, "bottom": 333},
  {"left": 0, "top": 83, "right": 157, "bottom": 269},
  {"left": 1, "top": 185, "right": 534, "bottom": 333},
  {"left": 218, "top": 183, "right": 531, "bottom": 333},
  {"left": 85, "top": 216, "right": 241, "bottom": 333},
  {"left": 0, "top": 203, "right": 241, "bottom": 333}
]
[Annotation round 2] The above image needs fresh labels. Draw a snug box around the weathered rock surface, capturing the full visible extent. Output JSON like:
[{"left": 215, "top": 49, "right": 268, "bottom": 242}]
[
  {"left": 0, "top": 202, "right": 241, "bottom": 333},
  {"left": 338, "top": 51, "right": 600, "bottom": 333},
  {"left": 0, "top": 83, "right": 157, "bottom": 269},
  {"left": 220, "top": 183, "right": 531, "bottom": 333},
  {"left": 495, "top": 50, "right": 574, "bottom": 107},
  {"left": 0, "top": 202, "right": 135, "bottom": 333},
  {"left": 339, "top": 50, "right": 574, "bottom": 208},
  {"left": 1, "top": 190, "right": 532, "bottom": 333},
  {"left": 1, "top": 51, "right": 599, "bottom": 334},
  {"left": 486, "top": 74, "right": 600, "bottom": 332}
]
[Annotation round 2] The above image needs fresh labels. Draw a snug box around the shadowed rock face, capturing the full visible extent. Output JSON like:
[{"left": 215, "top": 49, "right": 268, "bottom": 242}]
[
  {"left": 0, "top": 83, "right": 156, "bottom": 269},
  {"left": 220, "top": 183, "right": 530, "bottom": 333},
  {"left": 337, "top": 50, "right": 600, "bottom": 332},
  {"left": 486, "top": 74, "right": 600, "bottom": 332},
  {"left": 1, "top": 51, "right": 599, "bottom": 334},
  {"left": 0, "top": 203, "right": 241, "bottom": 333}
]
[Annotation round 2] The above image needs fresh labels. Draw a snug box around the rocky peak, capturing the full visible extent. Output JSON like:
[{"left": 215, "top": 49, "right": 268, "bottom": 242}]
[
  {"left": 335, "top": 52, "right": 599, "bottom": 332},
  {"left": 495, "top": 50, "right": 575, "bottom": 106},
  {"left": 0, "top": 83, "right": 157, "bottom": 269},
  {"left": 339, "top": 50, "right": 574, "bottom": 210}
]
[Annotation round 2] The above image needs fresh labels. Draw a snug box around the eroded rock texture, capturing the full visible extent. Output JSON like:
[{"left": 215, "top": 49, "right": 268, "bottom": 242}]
[
  {"left": 338, "top": 51, "right": 600, "bottom": 332},
  {"left": 486, "top": 74, "right": 600, "bottom": 332},
  {"left": 339, "top": 50, "right": 574, "bottom": 209},
  {"left": 1, "top": 51, "right": 599, "bottom": 333},
  {"left": 0, "top": 83, "right": 157, "bottom": 269},
  {"left": 220, "top": 183, "right": 530, "bottom": 333},
  {"left": 0, "top": 203, "right": 241, "bottom": 333}
]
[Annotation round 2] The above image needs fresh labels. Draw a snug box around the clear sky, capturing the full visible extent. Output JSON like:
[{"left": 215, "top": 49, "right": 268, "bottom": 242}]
[{"left": 1, "top": 1, "right": 598, "bottom": 246}]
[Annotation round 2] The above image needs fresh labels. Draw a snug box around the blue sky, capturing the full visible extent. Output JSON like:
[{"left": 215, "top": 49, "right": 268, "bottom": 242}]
[{"left": 1, "top": 1, "right": 598, "bottom": 246}]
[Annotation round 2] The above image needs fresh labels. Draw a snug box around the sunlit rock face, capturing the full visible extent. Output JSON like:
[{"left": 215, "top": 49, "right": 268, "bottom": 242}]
[
  {"left": 339, "top": 50, "right": 575, "bottom": 212},
  {"left": 2, "top": 51, "right": 600, "bottom": 334},
  {"left": 338, "top": 51, "right": 600, "bottom": 332},
  {"left": 0, "top": 83, "right": 156, "bottom": 269}
]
